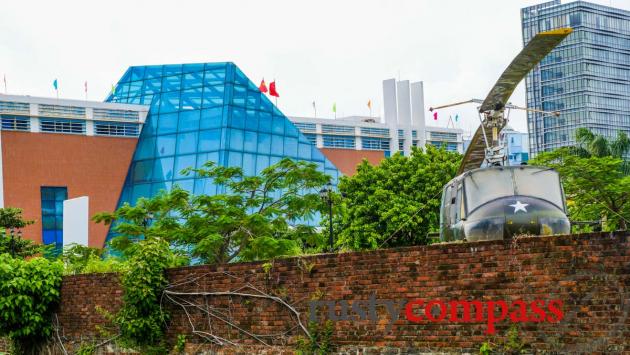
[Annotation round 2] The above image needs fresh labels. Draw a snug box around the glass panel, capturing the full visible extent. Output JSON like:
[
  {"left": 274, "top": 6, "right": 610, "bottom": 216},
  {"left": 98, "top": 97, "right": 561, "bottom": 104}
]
[
  {"left": 153, "top": 157, "right": 175, "bottom": 181},
  {"left": 176, "top": 132, "right": 198, "bottom": 155},
  {"left": 464, "top": 169, "right": 514, "bottom": 211},
  {"left": 156, "top": 134, "right": 176, "bottom": 157},
  {"left": 133, "top": 160, "right": 153, "bottom": 182},
  {"left": 257, "top": 133, "right": 271, "bottom": 154},
  {"left": 135, "top": 137, "right": 155, "bottom": 160},
  {"left": 178, "top": 110, "right": 200, "bottom": 132},
  {"left": 157, "top": 113, "right": 178, "bottom": 134},
  {"left": 229, "top": 129, "right": 244, "bottom": 151},
  {"left": 175, "top": 155, "right": 196, "bottom": 178},
  {"left": 200, "top": 107, "right": 223, "bottom": 129},
  {"left": 244, "top": 131, "right": 257, "bottom": 152},
  {"left": 228, "top": 151, "right": 242, "bottom": 168},
  {"left": 198, "top": 129, "right": 221, "bottom": 152},
  {"left": 513, "top": 168, "right": 564, "bottom": 208}
]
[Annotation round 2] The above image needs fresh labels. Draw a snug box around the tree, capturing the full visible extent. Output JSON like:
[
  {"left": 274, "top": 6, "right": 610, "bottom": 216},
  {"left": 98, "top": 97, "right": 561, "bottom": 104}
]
[
  {"left": 94, "top": 158, "right": 331, "bottom": 264},
  {"left": 0, "top": 207, "right": 39, "bottom": 258},
  {"left": 531, "top": 149, "right": 630, "bottom": 231},
  {"left": 571, "top": 128, "right": 630, "bottom": 174},
  {"left": 336, "top": 145, "right": 461, "bottom": 249},
  {"left": 0, "top": 254, "right": 63, "bottom": 354}
]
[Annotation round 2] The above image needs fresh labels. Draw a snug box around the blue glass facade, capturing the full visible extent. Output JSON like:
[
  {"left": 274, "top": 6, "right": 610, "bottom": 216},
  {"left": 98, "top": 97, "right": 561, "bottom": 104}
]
[
  {"left": 105, "top": 62, "right": 340, "bottom": 242},
  {"left": 522, "top": 0, "right": 630, "bottom": 157},
  {"left": 41, "top": 186, "right": 67, "bottom": 251}
]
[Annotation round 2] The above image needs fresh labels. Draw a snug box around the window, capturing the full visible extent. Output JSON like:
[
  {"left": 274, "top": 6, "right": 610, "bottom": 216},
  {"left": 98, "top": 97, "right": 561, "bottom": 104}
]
[
  {"left": 360, "top": 127, "right": 389, "bottom": 137},
  {"left": 41, "top": 187, "right": 67, "bottom": 253},
  {"left": 304, "top": 133, "right": 317, "bottom": 145},
  {"left": 362, "top": 137, "right": 390, "bottom": 150},
  {"left": 429, "top": 141, "right": 459, "bottom": 151},
  {"left": 430, "top": 132, "right": 458, "bottom": 141},
  {"left": 1, "top": 115, "right": 30, "bottom": 131},
  {"left": 293, "top": 122, "right": 316, "bottom": 132},
  {"left": 94, "top": 121, "right": 140, "bottom": 136},
  {"left": 39, "top": 104, "right": 85, "bottom": 118},
  {"left": 40, "top": 118, "right": 85, "bottom": 134},
  {"left": 321, "top": 124, "right": 354, "bottom": 134},
  {"left": 322, "top": 134, "right": 355, "bottom": 148},
  {"left": 0, "top": 101, "right": 29, "bottom": 114},
  {"left": 93, "top": 108, "right": 140, "bottom": 121}
]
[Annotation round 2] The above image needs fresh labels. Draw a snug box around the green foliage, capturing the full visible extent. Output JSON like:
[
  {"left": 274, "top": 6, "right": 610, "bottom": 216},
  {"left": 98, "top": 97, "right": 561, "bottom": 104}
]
[
  {"left": 114, "top": 238, "right": 171, "bottom": 352},
  {"left": 337, "top": 146, "right": 461, "bottom": 249},
  {"left": 171, "top": 334, "right": 187, "bottom": 354},
  {"left": 262, "top": 261, "right": 273, "bottom": 274},
  {"left": 0, "top": 254, "right": 63, "bottom": 354},
  {"left": 479, "top": 342, "right": 492, "bottom": 355},
  {"left": 60, "top": 243, "right": 125, "bottom": 275},
  {"left": 296, "top": 320, "right": 334, "bottom": 355},
  {"left": 0, "top": 207, "right": 39, "bottom": 258},
  {"left": 572, "top": 127, "right": 630, "bottom": 160},
  {"left": 95, "top": 158, "right": 331, "bottom": 263},
  {"left": 532, "top": 147, "right": 630, "bottom": 231},
  {"left": 479, "top": 325, "right": 528, "bottom": 354},
  {"left": 76, "top": 343, "right": 96, "bottom": 355}
]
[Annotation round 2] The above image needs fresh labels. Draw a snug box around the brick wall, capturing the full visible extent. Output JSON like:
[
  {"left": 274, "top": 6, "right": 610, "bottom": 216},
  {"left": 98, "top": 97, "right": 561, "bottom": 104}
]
[{"left": 32, "top": 232, "right": 630, "bottom": 352}]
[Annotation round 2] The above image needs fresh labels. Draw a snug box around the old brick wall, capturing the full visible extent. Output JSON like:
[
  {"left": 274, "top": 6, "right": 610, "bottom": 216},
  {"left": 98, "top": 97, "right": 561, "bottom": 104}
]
[{"left": 48, "top": 232, "right": 630, "bottom": 353}]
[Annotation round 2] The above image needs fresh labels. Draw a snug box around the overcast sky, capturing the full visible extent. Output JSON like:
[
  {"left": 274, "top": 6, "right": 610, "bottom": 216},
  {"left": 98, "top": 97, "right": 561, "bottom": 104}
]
[{"left": 2, "top": 0, "right": 629, "bottom": 135}]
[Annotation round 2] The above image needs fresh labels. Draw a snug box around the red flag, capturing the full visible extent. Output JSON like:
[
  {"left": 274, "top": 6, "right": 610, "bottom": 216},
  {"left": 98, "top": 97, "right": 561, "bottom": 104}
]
[
  {"left": 433, "top": 111, "right": 438, "bottom": 120},
  {"left": 269, "top": 81, "right": 279, "bottom": 97},
  {"left": 259, "top": 79, "right": 268, "bottom": 93}
]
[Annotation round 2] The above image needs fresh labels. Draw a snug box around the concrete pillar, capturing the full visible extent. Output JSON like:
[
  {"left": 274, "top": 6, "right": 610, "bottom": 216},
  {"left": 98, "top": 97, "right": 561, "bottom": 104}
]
[
  {"left": 383, "top": 79, "right": 399, "bottom": 154},
  {"left": 63, "top": 196, "right": 89, "bottom": 247},
  {"left": 411, "top": 81, "right": 427, "bottom": 149},
  {"left": 397, "top": 80, "right": 412, "bottom": 156}
]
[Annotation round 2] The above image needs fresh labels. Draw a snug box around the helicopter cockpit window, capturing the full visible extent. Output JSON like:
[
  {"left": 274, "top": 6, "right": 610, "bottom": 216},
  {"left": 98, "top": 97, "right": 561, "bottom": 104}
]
[
  {"left": 441, "top": 185, "right": 453, "bottom": 225},
  {"left": 513, "top": 168, "right": 564, "bottom": 209},
  {"left": 464, "top": 169, "right": 514, "bottom": 212}
]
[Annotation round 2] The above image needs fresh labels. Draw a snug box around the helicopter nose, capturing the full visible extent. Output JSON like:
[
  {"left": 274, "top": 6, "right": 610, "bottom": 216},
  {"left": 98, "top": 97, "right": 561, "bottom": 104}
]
[{"left": 504, "top": 198, "right": 569, "bottom": 237}]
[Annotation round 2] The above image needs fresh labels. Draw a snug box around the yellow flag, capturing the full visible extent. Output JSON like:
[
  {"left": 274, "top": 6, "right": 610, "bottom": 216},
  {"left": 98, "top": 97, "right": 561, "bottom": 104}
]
[{"left": 367, "top": 100, "right": 372, "bottom": 109}]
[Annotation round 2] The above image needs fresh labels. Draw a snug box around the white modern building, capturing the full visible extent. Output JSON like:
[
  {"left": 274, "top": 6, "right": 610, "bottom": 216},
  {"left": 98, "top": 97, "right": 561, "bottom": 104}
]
[{"left": 289, "top": 79, "right": 463, "bottom": 158}]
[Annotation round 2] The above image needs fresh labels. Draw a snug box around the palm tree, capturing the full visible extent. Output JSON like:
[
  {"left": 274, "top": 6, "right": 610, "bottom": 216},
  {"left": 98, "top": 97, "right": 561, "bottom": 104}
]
[{"left": 571, "top": 128, "right": 630, "bottom": 174}]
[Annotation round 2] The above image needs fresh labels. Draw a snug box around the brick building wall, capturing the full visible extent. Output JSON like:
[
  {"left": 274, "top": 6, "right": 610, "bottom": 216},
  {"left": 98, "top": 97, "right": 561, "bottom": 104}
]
[
  {"left": 1, "top": 131, "right": 137, "bottom": 247},
  {"left": 41, "top": 232, "right": 630, "bottom": 352}
]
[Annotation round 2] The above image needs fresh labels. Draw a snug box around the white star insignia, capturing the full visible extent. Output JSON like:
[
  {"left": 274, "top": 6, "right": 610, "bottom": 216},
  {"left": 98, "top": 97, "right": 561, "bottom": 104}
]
[{"left": 509, "top": 201, "right": 529, "bottom": 213}]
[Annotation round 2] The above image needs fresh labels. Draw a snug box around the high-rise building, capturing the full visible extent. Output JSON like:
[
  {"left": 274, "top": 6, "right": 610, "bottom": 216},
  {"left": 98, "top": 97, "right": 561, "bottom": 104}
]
[{"left": 522, "top": 0, "right": 630, "bottom": 157}]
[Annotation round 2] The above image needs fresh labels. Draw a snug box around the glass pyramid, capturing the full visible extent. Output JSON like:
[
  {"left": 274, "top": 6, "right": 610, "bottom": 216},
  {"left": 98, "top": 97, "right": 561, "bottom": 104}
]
[{"left": 105, "top": 62, "right": 340, "bottom": 243}]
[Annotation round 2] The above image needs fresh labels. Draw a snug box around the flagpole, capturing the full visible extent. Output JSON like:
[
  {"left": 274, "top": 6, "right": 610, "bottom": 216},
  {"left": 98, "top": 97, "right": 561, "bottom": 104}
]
[{"left": 3, "top": 75, "right": 7, "bottom": 94}]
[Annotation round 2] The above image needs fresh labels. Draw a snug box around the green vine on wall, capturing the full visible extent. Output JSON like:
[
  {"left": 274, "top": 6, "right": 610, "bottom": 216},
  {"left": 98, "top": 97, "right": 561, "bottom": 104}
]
[
  {"left": 113, "top": 237, "right": 172, "bottom": 354},
  {"left": 0, "top": 254, "right": 63, "bottom": 354}
]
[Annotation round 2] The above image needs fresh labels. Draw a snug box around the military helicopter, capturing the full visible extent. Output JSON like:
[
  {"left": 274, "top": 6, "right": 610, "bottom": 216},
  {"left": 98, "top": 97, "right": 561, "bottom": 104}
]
[{"left": 430, "top": 28, "right": 573, "bottom": 242}]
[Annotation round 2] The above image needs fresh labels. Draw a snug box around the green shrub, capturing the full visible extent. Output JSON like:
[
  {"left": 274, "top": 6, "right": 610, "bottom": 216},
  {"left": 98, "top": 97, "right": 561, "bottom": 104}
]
[{"left": 0, "top": 254, "right": 63, "bottom": 354}]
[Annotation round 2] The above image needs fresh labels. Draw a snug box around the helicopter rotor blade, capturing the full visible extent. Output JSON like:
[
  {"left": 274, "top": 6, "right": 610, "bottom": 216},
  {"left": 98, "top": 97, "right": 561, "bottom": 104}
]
[
  {"left": 457, "top": 28, "right": 572, "bottom": 174},
  {"left": 479, "top": 28, "right": 572, "bottom": 113},
  {"left": 458, "top": 124, "right": 489, "bottom": 174}
]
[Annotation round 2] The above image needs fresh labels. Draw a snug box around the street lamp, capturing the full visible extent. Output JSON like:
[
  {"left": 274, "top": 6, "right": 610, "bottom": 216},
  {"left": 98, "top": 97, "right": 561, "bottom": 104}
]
[
  {"left": 9, "top": 229, "right": 15, "bottom": 257},
  {"left": 8, "top": 229, "right": 21, "bottom": 258},
  {"left": 319, "top": 182, "right": 334, "bottom": 252}
]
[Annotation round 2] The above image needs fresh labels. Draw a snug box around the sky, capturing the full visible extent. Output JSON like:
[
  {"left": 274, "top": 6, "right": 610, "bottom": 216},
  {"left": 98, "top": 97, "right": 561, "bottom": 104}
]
[{"left": 1, "top": 0, "right": 630, "bottom": 137}]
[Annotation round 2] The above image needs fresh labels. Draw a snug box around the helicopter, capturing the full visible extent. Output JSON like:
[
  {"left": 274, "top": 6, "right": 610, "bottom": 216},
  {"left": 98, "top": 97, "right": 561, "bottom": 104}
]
[{"left": 430, "top": 28, "right": 573, "bottom": 242}]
